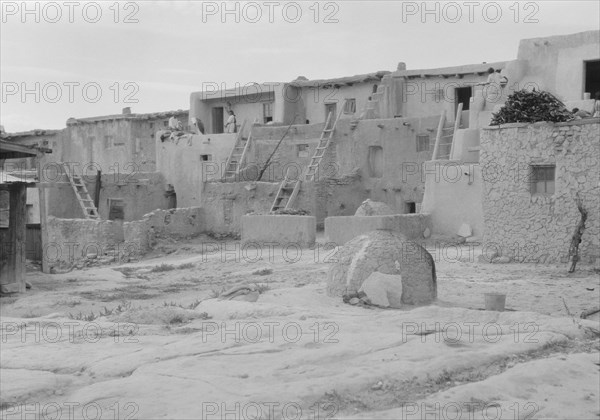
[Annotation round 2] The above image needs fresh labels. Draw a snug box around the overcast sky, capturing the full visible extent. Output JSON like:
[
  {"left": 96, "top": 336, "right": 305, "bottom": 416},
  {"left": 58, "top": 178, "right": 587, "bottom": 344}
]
[{"left": 1, "top": 0, "right": 599, "bottom": 132}]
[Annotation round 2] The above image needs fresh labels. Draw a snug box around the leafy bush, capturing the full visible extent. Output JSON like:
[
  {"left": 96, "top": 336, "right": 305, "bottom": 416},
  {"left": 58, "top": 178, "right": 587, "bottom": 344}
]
[{"left": 490, "top": 89, "right": 574, "bottom": 125}]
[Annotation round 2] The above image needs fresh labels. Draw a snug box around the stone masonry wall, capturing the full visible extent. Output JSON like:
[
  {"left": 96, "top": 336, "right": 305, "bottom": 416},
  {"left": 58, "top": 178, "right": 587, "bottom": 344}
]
[{"left": 480, "top": 119, "right": 599, "bottom": 263}]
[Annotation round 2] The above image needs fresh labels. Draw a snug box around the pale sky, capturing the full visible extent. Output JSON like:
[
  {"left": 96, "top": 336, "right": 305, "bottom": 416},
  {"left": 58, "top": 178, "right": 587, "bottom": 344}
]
[{"left": 1, "top": 0, "right": 599, "bottom": 132}]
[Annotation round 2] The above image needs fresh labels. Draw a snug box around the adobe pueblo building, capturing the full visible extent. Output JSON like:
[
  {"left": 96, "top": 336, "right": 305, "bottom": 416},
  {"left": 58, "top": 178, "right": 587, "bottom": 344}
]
[{"left": 2, "top": 30, "right": 599, "bottom": 277}]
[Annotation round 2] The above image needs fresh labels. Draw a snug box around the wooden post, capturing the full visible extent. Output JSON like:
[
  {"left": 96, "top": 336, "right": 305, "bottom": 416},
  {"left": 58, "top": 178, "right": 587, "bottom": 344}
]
[
  {"left": 38, "top": 184, "right": 50, "bottom": 274},
  {"left": 94, "top": 170, "right": 101, "bottom": 209},
  {"left": 6, "top": 183, "right": 27, "bottom": 292},
  {"left": 431, "top": 110, "right": 446, "bottom": 160}
]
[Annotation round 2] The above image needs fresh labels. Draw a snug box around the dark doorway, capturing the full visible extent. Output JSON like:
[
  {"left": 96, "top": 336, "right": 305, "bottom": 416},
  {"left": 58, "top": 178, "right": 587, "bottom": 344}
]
[
  {"left": 212, "top": 107, "right": 224, "bottom": 134},
  {"left": 585, "top": 60, "right": 600, "bottom": 98},
  {"left": 108, "top": 198, "right": 125, "bottom": 221},
  {"left": 26, "top": 224, "right": 42, "bottom": 261},
  {"left": 455, "top": 87, "right": 472, "bottom": 112},
  {"left": 405, "top": 202, "right": 416, "bottom": 214},
  {"left": 325, "top": 103, "right": 337, "bottom": 128}
]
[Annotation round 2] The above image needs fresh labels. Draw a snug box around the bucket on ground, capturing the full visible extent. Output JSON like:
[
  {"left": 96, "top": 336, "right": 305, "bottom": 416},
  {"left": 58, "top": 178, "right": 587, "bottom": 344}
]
[{"left": 484, "top": 293, "right": 506, "bottom": 311}]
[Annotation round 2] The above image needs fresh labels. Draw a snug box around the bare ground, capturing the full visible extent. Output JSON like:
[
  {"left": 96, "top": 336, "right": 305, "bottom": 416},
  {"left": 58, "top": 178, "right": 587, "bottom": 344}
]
[{"left": 1, "top": 235, "right": 599, "bottom": 419}]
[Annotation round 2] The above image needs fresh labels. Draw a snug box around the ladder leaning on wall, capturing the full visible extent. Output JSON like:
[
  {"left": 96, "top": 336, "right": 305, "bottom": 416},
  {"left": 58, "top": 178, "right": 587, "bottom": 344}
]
[
  {"left": 269, "top": 105, "right": 344, "bottom": 212},
  {"left": 432, "top": 102, "right": 463, "bottom": 160},
  {"left": 222, "top": 120, "right": 253, "bottom": 181},
  {"left": 62, "top": 162, "right": 100, "bottom": 219}
]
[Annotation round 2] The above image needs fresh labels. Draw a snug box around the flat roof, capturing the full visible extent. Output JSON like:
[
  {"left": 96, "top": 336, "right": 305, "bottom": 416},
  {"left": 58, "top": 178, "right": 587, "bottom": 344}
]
[
  {"left": 289, "top": 71, "right": 390, "bottom": 88},
  {"left": 0, "top": 139, "right": 51, "bottom": 160},
  {"left": 393, "top": 61, "right": 510, "bottom": 79},
  {"left": 66, "top": 110, "right": 188, "bottom": 125}
]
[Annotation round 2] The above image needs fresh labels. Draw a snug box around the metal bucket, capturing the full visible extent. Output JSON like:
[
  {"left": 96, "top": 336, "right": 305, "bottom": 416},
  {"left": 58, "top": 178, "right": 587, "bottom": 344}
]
[{"left": 484, "top": 293, "right": 506, "bottom": 311}]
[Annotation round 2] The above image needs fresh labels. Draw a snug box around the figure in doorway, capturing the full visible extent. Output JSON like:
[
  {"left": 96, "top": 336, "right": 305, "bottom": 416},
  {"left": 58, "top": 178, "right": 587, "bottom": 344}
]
[{"left": 225, "top": 110, "right": 237, "bottom": 133}]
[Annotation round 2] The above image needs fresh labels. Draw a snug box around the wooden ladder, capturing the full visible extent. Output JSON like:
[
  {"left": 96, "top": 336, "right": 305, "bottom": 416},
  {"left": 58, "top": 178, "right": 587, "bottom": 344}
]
[
  {"left": 62, "top": 163, "right": 99, "bottom": 219},
  {"left": 269, "top": 166, "right": 302, "bottom": 212},
  {"left": 432, "top": 103, "right": 463, "bottom": 160},
  {"left": 305, "top": 107, "right": 343, "bottom": 181},
  {"left": 222, "top": 120, "right": 252, "bottom": 181},
  {"left": 269, "top": 104, "right": 344, "bottom": 213}
]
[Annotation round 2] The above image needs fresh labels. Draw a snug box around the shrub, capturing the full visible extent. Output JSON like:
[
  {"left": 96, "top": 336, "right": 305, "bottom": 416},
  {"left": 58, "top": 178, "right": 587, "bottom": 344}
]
[{"left": 490, "top": 89, "right": 574, "bottom": 125}]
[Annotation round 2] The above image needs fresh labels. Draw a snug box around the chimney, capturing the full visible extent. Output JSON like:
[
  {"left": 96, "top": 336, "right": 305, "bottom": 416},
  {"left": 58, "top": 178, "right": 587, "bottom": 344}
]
[{"left": 122, "top": 107, "right": 132, "bottom": 115}]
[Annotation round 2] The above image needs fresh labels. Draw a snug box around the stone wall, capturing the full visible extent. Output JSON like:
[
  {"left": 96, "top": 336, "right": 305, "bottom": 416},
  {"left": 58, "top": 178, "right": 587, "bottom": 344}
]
[{"left": 480, "top": 119, "right": 600, "bottom": 263}]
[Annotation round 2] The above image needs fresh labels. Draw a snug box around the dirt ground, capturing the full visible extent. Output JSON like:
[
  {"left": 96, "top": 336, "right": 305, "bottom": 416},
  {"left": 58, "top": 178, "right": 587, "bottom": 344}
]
[{"left": 1, "top": 235, "right": 599, "bottom": 419}]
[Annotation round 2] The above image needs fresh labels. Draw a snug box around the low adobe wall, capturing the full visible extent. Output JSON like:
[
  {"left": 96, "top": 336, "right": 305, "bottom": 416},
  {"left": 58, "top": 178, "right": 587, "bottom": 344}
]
[
  {"left": 124, "top": 207, "right": 205, "bottom": 253},
  {"left": 420, "top": 160, "right": 484, "bottom": 238},
  {"left": 201, "top": 181, "right": 316, "bottom": 236},
  {"left": 45, "top": 216, "right": 122, "bottom": 266},
  {"left": 241, "top": 215, "right": 316, "bottom": 247},
  {"left": 324, "top": 214, "right": 431, "bottom": 245}
]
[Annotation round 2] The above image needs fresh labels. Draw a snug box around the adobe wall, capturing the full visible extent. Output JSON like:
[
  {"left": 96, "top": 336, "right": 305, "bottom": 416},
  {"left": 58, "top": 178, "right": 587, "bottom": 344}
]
[
  {"left": 223, "top": 116, "right": 441, "bottom": 220},
  {"left": 324, "top": 214, "right": 431, "bottom": 245},
  {"left": 299, "top": 83, "right": 376, "bottom": 125},
  {"left": 200, "top": 181, "right": 316, "bottom": 235},
  {"left": 156, "top": 132, "right": 237, "bottom": 207},
  {"left": 420, "top": 161, "right": 484, "bottom": 238},
  {"left": 398, "top": 73, "right": 489, "bottom": 120},
  {"left": 333, "top": 117, "right": 438, "bottom": 213},
  {"left": 516, "top": 30, "right": 600, "bottom": 102},
  {"left": 244, "top": 123, "right": 326, "bottom": 182},
  {"left": 124, "top": 207, "right": 204, "bottom": 253},
  {"left": 480, "top": 119, "right": 600, "bottom": 263},
  {"left": 44, "top": 171, "right": 171, "bottom": 222},
  {"left": 241, "top": 215, "right": 316, "bottom": 247},
  {"left": 45, "top": 216, "right": 122, "bottom": 266}
]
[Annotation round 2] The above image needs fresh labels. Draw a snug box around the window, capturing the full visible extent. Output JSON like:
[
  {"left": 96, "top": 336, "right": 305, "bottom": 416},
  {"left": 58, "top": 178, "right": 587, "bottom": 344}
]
[
  {"left": 200, "top": 154, "right": 212, "bottom": 161},
  {"left": 263, "top": 102, "right": 273, "bottom": 123},
  {"left": 0, "top": 190, "right": 9, "bottom": 228},
  {"left": 149, "top": 122, "right": 154, "bottom": 129},
  {"left": 108, "top": 198, "right": 125, "bottom": 220},
  {"left": 133, "top": 138, "right": 141, "bottom": 154},
  {"left": 416, "top": 134, "right": 430, "bottom": 152},
  {"left": 26, "top": 204, "right": 34, "bottom": 224},
  {"left": 297, "top": 144, "right": 309, "bottom": 158},
  {"left": 584, "top": 60, "right": 600, "bottom": 98},
  {"left": 105, "top": 135, "right": 124, "bottom": 147},
  {"left": 343, "top": 99, "right": 356, "bottom": 114},
  {"left": 405, "top": 202, "right": 416, "bottom": 214},
  {"left": 163, "top": 120, "right": 169, "bottom": 127},
  {"left": 368, "top": 146, "right": 384, "bottom": 178},
  {"left": 530, "top": 165, "right": 555, "bottom": 195}
]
